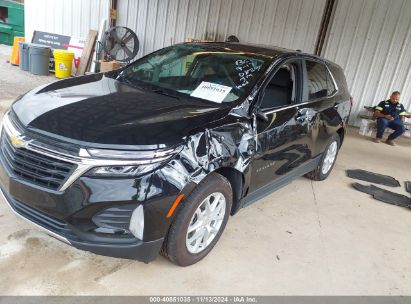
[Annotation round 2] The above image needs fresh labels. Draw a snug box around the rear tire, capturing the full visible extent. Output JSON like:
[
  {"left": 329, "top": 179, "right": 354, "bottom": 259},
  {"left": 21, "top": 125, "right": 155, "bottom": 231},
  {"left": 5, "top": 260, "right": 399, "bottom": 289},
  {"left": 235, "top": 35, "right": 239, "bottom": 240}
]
[
  {"left": 306, "top": 134, "right": 340, "bottom": 181},
  {"left": 162, "top": 173, "right": 232, "bottom": 266}
]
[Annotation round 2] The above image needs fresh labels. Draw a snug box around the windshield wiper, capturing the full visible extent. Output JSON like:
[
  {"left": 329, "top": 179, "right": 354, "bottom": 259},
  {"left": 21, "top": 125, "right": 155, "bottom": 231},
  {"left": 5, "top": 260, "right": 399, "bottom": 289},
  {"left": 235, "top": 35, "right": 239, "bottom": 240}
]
[
  {"left": 117, "top": 73, "right": 180, "bottom": 100},
  {"left": 116, "top": 73, "right": 144, "bottom": 89},
  {"left": 116, "top": 71, "right": 130, "bottom": 83},
  {"left": 151, "top": 88, "right": 180, "bottom": 100}
]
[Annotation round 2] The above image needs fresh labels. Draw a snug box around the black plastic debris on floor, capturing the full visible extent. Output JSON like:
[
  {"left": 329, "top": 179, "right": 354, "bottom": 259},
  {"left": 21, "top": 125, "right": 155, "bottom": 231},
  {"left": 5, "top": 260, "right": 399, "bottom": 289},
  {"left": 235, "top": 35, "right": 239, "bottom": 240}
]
[
  {"left": 346, "top": 169, "right": 401, "bottom": 187},
  {"left": 405, "top": 181, "right": 411, "bottom": 194},
  {"left": 352, "top": 183, "right": 411, "bottom": 208}
]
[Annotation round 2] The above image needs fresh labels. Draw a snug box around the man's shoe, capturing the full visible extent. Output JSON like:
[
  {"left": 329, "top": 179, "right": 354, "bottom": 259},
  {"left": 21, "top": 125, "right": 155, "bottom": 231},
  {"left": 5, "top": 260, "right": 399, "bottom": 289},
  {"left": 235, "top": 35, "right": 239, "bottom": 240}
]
[
  {"left": 374, "top": 138, "right": 381, "bottom": 143},
  {"left": 386, "top": 140, "right": 396, "bottom": 146}
]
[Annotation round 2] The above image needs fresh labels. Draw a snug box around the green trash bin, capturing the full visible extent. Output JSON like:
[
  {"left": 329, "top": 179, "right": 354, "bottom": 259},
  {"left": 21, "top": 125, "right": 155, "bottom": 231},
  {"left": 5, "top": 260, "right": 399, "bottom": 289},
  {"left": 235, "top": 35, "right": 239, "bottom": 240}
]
[
  {"left": 0, "top": 23, "right": 12, "bottom": 45},
  {"left": 0, "top": 0, "right": 24, "bottom": 45}
]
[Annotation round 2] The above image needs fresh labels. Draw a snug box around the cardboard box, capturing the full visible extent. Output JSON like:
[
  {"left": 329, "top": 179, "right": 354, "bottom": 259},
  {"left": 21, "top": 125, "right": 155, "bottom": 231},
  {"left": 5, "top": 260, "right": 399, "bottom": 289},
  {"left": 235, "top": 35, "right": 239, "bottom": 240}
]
[{"left": 100, "top": 60, "right": 121, "bottom": 72}]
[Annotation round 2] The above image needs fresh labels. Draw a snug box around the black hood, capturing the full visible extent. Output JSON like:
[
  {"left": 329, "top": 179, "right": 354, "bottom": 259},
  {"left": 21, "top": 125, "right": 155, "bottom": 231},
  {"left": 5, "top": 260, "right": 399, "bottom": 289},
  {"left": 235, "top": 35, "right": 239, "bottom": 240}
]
[{"left": 12, "top": 74, "right": 231, "bottom": 147}]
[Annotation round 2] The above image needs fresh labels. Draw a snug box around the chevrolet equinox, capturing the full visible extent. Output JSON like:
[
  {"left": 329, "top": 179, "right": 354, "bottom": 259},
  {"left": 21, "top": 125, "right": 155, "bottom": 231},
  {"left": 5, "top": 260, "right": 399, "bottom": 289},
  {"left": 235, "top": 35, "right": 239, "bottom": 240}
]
[{"left": 0, "top": 42, "right": 351, "bottom": 266}]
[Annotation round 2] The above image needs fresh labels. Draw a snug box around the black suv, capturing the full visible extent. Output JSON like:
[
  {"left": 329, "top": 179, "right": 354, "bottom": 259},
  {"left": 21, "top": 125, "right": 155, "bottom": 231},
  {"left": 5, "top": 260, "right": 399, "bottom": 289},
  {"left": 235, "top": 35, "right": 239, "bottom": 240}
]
[{"left": 0, "top": 42, "right": 351, "bottom": 266}]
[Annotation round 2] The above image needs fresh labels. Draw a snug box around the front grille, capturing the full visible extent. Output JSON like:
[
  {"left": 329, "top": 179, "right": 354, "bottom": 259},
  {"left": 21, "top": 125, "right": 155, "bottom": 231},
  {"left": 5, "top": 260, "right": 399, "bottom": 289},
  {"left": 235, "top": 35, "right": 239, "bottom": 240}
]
[
  {"left": 10, "top": 197, "right": 75, "bottom": 238},
  {"left": 13, "top": 200, "right": 69, "bottom": 234},
  {"left": 0, "top": 131, "right": 75, "bottom": 190}
]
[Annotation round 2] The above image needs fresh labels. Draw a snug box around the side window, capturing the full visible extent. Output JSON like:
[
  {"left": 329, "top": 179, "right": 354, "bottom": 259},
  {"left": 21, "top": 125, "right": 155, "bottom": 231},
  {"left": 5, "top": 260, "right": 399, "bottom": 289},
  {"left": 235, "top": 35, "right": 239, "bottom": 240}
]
[
  {"left": 260, "top": 64, "right": 296, "bottom": 110},
  {"left": 306, "top": 60, "right": 336, "bottom": 100},
  {"left": 325, "top": 65, "right": 337, "bottom": 96}
]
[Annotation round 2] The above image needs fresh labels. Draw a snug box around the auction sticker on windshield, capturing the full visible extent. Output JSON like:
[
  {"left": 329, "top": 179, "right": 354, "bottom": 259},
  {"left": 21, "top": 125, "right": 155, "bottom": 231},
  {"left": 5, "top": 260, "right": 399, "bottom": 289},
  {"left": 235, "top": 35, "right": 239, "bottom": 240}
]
[{"left": 190, "top": 82, "right": 232, "bottom": 103}]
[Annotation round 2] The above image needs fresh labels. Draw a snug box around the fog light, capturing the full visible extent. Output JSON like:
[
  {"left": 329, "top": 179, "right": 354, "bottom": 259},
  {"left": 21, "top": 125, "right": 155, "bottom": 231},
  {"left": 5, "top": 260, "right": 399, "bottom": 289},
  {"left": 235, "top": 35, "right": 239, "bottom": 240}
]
[{"left": 129, "top": 205, "right": 144, "bottom": 240}]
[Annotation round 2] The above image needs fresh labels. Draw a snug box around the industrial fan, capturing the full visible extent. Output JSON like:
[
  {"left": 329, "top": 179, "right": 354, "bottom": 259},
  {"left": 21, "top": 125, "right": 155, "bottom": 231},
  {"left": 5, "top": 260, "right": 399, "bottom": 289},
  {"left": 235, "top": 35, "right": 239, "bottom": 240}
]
[{"left": 101, "top": 26, "right": 139, "bottom": 63}]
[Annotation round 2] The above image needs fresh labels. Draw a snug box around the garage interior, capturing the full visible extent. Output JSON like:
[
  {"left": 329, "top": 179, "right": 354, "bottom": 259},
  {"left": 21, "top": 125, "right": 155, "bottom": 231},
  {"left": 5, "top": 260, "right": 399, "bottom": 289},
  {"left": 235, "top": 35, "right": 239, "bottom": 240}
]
[
  {"left": 23, "top": 0, "right": 411, "bottom": 123},
  {"left": 0, "top": 0, "right": 411, "bottom": 296}
]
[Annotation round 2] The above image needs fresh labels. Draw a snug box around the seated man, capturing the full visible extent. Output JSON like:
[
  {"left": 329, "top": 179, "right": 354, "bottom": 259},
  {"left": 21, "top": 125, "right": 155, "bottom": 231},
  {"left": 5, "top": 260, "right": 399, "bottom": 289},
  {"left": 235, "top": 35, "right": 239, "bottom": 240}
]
[{"left": 374, "top": 91, "right": 407, "bottom": 146}]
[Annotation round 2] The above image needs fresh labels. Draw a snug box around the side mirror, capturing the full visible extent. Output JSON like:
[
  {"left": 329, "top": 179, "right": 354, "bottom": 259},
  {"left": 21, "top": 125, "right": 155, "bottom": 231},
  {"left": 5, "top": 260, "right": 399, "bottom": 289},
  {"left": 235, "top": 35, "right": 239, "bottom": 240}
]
[{"left": 256, "top": 110, "right": 269, "bottom": 122}]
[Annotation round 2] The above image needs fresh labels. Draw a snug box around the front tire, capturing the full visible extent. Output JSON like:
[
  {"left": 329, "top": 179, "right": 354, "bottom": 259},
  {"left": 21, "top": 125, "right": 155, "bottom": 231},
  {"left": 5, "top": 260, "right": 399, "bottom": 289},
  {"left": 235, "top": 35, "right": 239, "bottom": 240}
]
[
  {"left": 306, "top": 134, "right": 340, "bottom": 181},
  {"left": 162, "top": 173, "right": 232, "bottom": 266}
]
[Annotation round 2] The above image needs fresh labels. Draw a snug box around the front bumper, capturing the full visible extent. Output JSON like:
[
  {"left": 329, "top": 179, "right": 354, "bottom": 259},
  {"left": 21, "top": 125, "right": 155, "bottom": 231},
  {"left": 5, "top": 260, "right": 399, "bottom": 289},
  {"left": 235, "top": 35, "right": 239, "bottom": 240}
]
[
  {"left": 0, "top": 183, "right": 164, "bottom": 263},
  {"left": 0, "top": 111, "right": 195, "bottom": 262}
]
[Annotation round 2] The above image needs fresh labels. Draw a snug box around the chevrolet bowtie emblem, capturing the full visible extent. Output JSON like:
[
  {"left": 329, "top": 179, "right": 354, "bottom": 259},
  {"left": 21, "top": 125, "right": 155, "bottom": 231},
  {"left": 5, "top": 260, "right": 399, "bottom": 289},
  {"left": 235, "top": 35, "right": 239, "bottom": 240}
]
[{"left": 10, "top": 135, "right": 25, "bottom": 148}]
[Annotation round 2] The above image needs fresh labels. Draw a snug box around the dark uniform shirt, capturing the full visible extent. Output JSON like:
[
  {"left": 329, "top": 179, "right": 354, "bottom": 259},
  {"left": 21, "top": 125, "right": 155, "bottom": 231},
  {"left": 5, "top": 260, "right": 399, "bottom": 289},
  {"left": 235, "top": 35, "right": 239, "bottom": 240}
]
[{"left": 375, "top": 100, "right": 406, "bottom": 120}]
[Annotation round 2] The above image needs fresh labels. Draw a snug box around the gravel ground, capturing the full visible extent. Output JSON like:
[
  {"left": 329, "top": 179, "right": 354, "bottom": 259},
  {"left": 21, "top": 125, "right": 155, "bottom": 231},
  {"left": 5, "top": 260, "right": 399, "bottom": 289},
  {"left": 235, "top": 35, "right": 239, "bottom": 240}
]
[{"left": 0, "top": 45, "right": 55, "bottom": 115}]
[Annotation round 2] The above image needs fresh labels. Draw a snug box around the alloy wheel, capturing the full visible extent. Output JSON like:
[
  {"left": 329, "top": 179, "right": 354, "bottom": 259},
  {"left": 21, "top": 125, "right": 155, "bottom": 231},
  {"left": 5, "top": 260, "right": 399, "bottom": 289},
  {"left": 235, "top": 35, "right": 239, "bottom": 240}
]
[
  {"left": 321, "top": 141, "right": 338, "bottom": 174},
  {"left": 186, "top": 192, "right": 226, "bottom": 254}
]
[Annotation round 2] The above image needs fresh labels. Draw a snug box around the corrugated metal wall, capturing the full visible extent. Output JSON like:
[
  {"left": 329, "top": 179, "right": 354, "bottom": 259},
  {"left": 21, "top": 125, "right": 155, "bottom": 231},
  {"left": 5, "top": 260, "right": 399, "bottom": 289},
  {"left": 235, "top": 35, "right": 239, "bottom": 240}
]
[
  {"left": 23, "top": 0, "right": 410, "bottom": 126},
  {"left": 24, "top": 0, "right": 110, "bottom": 42},
  {"left": 323, "top": 0, "right": 411, "bottom": 125},
  {"left": 116, "top": 0, "right": 327, "bottom": 58}
]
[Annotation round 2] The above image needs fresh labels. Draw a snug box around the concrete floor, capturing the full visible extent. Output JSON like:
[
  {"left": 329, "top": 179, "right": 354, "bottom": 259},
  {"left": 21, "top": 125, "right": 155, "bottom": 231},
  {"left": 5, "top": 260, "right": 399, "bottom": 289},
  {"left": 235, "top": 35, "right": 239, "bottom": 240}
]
[
  {"left": 1, "top": 46, "right": 411, "bottom": 295},
  {"left": 0, "top": 44, "right": 55, "bottom": 114}
]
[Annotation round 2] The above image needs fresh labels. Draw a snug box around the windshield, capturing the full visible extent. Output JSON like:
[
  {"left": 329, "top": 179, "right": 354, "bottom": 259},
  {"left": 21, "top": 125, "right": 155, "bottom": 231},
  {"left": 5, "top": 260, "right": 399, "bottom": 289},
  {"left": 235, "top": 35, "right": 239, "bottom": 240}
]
[{"left": 119, "top": 44, "right": 271, "bottom": 103}]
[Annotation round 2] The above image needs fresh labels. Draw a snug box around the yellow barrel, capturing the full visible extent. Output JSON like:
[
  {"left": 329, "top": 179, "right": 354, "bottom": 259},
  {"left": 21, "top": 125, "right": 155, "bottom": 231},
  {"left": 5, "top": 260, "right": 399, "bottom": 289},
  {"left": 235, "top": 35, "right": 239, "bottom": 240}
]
[
  {"left": 11, "top": 36, "right": 25, "bottom": 65},
  {"left": 53, "top": 49, "right": 75, "bottom": 78}
]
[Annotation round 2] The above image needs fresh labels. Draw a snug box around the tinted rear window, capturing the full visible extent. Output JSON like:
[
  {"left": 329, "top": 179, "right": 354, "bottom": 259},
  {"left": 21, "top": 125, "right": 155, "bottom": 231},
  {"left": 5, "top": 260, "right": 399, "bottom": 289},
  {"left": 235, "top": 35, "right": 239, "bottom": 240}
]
[{"left": 306, "top": 60, "right": 336, "bottom": 100}]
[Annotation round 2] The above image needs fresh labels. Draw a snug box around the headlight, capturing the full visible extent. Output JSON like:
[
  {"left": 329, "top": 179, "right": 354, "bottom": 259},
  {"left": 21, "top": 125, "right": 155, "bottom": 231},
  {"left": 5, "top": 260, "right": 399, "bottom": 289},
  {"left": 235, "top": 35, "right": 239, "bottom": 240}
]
[
  {"left": 84, "top": 146, "right": 182, "bottom": 177},
  {"left": 85, "top": 163, "right": 162, "bottom": 177}
]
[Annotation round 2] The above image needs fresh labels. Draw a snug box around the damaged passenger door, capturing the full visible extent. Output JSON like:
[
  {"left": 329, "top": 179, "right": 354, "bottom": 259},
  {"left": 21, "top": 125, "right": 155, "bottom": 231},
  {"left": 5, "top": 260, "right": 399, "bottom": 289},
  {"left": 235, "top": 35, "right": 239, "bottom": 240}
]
[{"left": 248, "top": 59, "right": 314, "bottom": 194}]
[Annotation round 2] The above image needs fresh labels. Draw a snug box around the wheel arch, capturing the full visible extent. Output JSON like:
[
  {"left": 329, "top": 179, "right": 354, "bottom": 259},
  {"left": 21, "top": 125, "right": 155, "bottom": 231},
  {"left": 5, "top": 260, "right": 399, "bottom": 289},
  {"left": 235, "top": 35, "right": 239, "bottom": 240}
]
[
  {"left": 336, "top": 125, "right": 345, "bottom": 145},
  {"left": 213, "top": 167, "right": 245, "bottom": 216}
]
